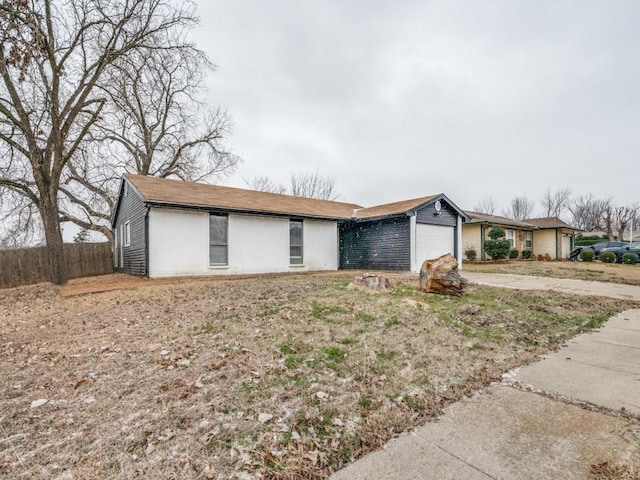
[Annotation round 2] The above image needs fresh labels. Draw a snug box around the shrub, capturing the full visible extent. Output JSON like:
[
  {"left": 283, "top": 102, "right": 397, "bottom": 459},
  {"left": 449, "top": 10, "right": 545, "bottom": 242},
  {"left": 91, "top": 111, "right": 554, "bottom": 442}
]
[
  {"left": 508, "top": 248, "right": 519, "bottom": 259},
  {"left": 622, "top": 253, "right": 639, "bottom": 265},
  {"left": 599, "top": 252, "right": 616, "bottom": 263},
  {"left": 579, "top": 250, "right": 594, "bottom": 262},
  {"left": 484, "top": 227, "right": 511, "bottom": 260},
  {"left": 521, "top": 250, "right": 533, "bottom": 259},
  {"left": 464, "top": 247, "right": 477, "bottom": 261}
]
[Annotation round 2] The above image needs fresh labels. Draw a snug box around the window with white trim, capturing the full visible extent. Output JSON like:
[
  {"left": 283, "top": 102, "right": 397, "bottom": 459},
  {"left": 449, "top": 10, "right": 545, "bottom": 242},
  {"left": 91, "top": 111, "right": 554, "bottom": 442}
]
[
  {"left": 209, "top": 214, "right": 228, "bottom": 265},
  {"left": 289, "top": 220, "right": 303, "bottom": 265},
  {"left": 124, "top": 221, "right": 131, "bottom": 247},
  {"left": 524, "top": 231, "right": 533, "bottom": 249},
  {"left": 505, "top": 229, "right": 515, "bottom": 247}
]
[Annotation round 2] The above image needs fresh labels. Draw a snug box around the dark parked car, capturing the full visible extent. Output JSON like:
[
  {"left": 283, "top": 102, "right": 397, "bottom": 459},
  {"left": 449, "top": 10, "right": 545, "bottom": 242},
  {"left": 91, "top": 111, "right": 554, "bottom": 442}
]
[
  {"left": 569, "top": 241, "right": 627, "bottom": 261},
  {"left": 600, "top": 242, "right": 640, "bottom": 263}
]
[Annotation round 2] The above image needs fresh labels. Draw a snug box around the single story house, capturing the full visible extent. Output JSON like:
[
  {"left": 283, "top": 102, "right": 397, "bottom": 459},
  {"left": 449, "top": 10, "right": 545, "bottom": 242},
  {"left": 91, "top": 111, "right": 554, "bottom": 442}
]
[
  {"left": 462, "top": 211, "right": 579, "bottom": 260},
  {"left": 524, "top": 217, "right": 578, "bottom": 260},
  {"left": 462, "top": 211, "right": 535, "bottom": 260},
  {"left": 112, "top": 174, "right": 470, "bottom": 278}
]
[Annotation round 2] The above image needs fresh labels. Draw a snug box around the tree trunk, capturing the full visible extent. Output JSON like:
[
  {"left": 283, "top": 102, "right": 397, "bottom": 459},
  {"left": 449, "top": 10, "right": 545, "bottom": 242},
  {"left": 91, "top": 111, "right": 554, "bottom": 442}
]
[{"left": 40, "top": 195, "right": 68, "bottom": 285}]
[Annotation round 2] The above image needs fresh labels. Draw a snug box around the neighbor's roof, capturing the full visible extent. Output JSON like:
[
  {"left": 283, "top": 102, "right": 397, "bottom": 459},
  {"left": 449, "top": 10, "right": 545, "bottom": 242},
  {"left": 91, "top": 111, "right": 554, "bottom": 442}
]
[
  {"left": 523, "top": 217, "right": 576, "bottom": 229},
  {"left": 125, "top": 174, "right": 363, "bottom": 219},
  {"left": 353, "top": 195, "right": 439, "bottom": 219},
  {"left": 464, "top": 211, "right": 535, "bottom": 229}
]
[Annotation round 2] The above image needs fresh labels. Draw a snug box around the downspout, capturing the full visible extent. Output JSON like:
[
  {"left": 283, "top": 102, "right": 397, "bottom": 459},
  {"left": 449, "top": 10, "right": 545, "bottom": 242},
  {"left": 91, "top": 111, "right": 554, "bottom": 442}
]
[
  {"left": 556, "top": 228, "right": 559, "bottom": 260},
  {"left": 480, "top": 225, "right": 486, "bottom": 260},
  {"left": 144, "top": 205, "right": 150, "bottom": 277}
]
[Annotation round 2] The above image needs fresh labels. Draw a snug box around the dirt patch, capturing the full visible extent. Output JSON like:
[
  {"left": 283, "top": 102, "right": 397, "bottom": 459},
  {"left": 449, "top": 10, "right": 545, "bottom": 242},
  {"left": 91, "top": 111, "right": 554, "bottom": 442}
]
[{"left": 1, "top": 273, "right": 638, "bottom": 479}]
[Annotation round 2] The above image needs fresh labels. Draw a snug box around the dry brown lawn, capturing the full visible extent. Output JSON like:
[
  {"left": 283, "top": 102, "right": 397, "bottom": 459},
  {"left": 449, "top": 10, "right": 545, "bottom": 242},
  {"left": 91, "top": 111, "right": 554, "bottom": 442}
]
[
  {"left": 1, "top": 272, "right": 638, "bottom": 479},
  {"left": 464, "top": 260, "right": 640, "bottom": 286}
]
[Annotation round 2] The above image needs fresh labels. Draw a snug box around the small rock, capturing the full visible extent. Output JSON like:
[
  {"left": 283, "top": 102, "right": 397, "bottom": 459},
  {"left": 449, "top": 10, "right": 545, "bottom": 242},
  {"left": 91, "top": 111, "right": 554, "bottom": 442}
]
[
  {"left": 194, "top": 376, "right": 205, "bottom": 388},
  {"left": 176, "top": 359, "right": 190, "bottom": 367},
  {"left": 331, "top": 418, "right": 344, "bottom": 426},
  {"left": 258, "top": 413, "right": 273, "bottom": 424},
  {"left": 54, "top": 471, "right": 75, "bottom": 480},
  {"left": 83, "top": 396, "right": 96, "bottom": 404},
  {"left": 291, "top": 430, "right": 301, "bottom": 441},
  {"left": 316, "top": 391, "right": 328, "bottom": 400},
  {"left": 30, "top": 399, "right": 48, "bottom": 409}
]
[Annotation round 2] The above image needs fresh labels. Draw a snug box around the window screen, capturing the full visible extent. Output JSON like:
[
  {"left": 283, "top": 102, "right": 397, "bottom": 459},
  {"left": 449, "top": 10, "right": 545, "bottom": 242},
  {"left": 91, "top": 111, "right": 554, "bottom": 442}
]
[
  {"left": 289, "top": 220, "right": 303, "bottom": 265},
  {"left": 209, "top": 214, "right": 228, "bottom": 265}
]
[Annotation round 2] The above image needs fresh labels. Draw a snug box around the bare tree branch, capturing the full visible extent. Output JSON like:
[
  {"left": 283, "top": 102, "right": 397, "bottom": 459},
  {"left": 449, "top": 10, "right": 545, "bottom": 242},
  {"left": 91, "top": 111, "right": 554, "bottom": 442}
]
[
  {"left": 473, "top": 197, "right": 496, "bottom": 215},
  {"left": 502, "top": 196, "right": 534, "bottom": 221},
  {"left": 540, "top": 188, "right": 571, "bottom": 219}
]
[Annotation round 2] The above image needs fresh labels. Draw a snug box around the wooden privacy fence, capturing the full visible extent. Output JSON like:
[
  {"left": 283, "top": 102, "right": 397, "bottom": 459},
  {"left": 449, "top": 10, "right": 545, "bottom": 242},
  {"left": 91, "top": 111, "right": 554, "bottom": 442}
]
[{"left": 0, "top": 242, "right": 113, "bottom": 288}]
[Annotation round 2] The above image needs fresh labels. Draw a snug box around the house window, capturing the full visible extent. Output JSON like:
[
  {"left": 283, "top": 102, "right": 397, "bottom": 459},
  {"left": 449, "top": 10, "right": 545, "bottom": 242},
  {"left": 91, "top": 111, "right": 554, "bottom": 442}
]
[
  {"left": 524, "top": 231, "right": 533, "bottom": 249},
  {"left": 209, "top": 214, "right": 228, "bottom": 265},
  {"left": 124, "top": 221, "right": 131, "bottom": 247},
  {"left": 290, "top": 220, "right": 303, "bottom": 265},
  {"left": 505, "top": 229, "right": 515, "bottom": 247}
]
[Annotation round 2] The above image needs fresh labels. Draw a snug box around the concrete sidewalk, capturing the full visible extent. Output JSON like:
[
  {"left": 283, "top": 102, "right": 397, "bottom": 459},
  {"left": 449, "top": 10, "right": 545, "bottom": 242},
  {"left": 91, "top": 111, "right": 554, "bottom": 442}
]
[
  {"left": 463, "top": 271, "right": 640, "bottom": 301},
  {"left": 331, "top": 276, "right": 640, "bottom": 479}
]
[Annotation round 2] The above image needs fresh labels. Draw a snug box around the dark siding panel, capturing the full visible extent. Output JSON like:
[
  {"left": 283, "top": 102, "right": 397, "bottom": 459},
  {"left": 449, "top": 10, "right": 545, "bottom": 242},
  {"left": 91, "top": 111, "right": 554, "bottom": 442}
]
[
  {"left": 416, "top": 200, "right": 457, "bottom": 226},
  {"left": 113, "top": 183, "right": 147, "bottom": 276},
  {"left": 339, "top": 217, "right": 410, "bottom": 270}
]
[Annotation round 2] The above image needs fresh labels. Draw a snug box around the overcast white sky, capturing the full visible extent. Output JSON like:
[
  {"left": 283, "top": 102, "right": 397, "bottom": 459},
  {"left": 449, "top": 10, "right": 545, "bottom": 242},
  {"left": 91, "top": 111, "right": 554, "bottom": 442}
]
[{"left": 192, "top": 0, "right": 639, "bottom": 215}]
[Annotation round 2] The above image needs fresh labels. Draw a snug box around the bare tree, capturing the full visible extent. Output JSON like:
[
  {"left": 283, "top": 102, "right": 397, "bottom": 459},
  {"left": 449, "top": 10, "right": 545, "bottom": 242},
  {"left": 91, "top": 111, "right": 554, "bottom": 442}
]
[
  {"left": 290, "top": 172, "right": 338, "bottom": 201},
  {"left": 540, "top": 188, "right": 571, "bottom": 218},
  {"left": 568, "top": 195, "right": 638, "bottom": 240},
  {"left": 0, "top": 0, "right": 218, "bottom": 284},
  {"left": 60, "top": 41, "right": 239, "bottom": 241},
  {"left": 473, "top": 197, "right": 496, "bottom": 215},
  {"left": 613, "top": 204, "right": 639, "bottom": 241},
  {"left": 244, "top": 175, "right": 287, "bottom": 195},
  {"left": 245, "top": 171, "right": 338, "bottom": 200},
  {"left": 569, "top": 194, "right": 605, "bottom": 232},
  {"left": 502, "top": 196, "right": 535, "bottom": 220}
]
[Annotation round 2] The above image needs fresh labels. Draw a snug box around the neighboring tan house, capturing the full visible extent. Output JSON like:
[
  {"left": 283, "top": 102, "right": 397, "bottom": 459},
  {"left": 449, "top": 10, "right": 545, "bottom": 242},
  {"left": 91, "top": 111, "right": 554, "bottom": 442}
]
[
  {"left": 462, "top": 212, "right": 579, "bottom": 260},
  {"left": 523, "top": 217, "right": 578, "bottom": 260},
  {"left": 462, "top": 211, "right": 535, "bottom": 261},
  {"left": 111, "top": 174, "right": 469, "bottom": 278}
]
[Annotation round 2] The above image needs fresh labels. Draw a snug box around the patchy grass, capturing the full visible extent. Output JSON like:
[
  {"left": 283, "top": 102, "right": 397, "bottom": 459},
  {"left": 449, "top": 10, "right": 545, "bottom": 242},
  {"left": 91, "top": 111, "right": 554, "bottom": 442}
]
[
  {"left": 464, "top": 261, "right": 640, "bottom": 286},
  {"left": 590, "top": 461, "right": 640, "bottom": 480},
  {"left": 0, "top": 273, "right": 638, "bottom": 479}
]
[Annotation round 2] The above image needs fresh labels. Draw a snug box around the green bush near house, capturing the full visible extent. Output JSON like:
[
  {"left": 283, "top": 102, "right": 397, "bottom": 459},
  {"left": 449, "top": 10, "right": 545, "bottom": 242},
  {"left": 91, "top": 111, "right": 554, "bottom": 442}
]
[
  {"left": 484, "top": 227, "right": 511, "bottom": 260},
  {"left": 599, "top": 252, "right": 616, "bottom": 264},
  {"left": 579, "top": 250, "right": 595, "bottom": 262},
  {"left": 622, "top": 253, "right": 639, "bottom": 265},
  {"left": 521, "top": 250, "right": 533, "bottom": 259},
  {"left": 464, "top": 247, "right": 477, "bottom": 261},
  {"left": 508, "top": 249, "right": 519, "bottom": 259}
]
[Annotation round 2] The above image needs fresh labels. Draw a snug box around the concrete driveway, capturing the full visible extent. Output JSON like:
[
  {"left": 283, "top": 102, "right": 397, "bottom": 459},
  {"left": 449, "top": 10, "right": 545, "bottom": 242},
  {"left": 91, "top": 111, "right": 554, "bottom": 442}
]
[{"left": 331, "top": 274, "right": 640, "bottom": 480}]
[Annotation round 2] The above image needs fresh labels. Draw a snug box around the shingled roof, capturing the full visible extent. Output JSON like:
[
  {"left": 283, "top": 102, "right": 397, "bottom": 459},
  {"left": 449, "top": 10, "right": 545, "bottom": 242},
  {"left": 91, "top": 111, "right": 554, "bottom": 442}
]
[
  {"left": 125, "top": 174, "right": 362, "bottom": 220},
  {"left": 464, "top": 211, "right": 535, "bottom": 229},
  {"left": 523, "top": 217, "right": 575, "bottom": 229},
  {"left": 354, "top": 195, "right": 439, "bottom": 219}
]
